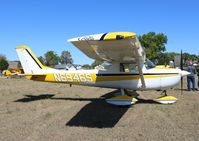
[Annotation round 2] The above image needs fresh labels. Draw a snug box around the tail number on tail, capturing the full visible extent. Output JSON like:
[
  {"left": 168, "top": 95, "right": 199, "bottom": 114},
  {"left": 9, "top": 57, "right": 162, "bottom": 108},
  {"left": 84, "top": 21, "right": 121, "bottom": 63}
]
[{"left": 54, "top": 73, "right": 93, "bottom": 82}]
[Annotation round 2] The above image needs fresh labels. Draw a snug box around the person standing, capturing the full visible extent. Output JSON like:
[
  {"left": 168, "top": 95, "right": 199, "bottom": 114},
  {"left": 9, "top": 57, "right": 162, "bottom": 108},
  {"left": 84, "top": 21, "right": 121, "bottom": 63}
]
[
  {"left": 187, "top": 61, "right": 197, "bottom": 91},
  {"left": 197, "top": 64, "right": 199, "bottom": 90}
]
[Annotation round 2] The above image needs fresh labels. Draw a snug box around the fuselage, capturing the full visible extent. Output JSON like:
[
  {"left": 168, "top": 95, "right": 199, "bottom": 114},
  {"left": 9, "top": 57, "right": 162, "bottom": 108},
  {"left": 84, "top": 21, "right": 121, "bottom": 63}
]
[
  {"left": 26, "top": 67, "right": 184, "bottom": 91},
  {"left": 16, "top": 45, "right": 189, "bottom": 91}
]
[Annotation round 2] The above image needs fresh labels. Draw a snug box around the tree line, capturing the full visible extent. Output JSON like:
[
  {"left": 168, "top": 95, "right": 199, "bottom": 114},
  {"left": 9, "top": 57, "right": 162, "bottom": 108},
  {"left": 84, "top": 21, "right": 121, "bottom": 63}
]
[
  {"left": 0, "top": 50, "right": 73, "bottom": 72},
  {"left": 0, "top": 55, "right": 9, "bottom": 72},
  {"left": 1, "top": 32, "right": 199, "bottom": 72},
  {"left": 38, "top": 50, "right": 73, "bottom": 67},
  {"left": 140, "top": 32, "right": 199, "bottom": 65}
]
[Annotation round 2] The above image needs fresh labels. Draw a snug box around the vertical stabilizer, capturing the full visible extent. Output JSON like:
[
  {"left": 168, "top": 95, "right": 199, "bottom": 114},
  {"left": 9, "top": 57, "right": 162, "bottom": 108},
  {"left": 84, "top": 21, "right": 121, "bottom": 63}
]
[{"left": 16, "top": 46, "right": 44, "bottom": 74}]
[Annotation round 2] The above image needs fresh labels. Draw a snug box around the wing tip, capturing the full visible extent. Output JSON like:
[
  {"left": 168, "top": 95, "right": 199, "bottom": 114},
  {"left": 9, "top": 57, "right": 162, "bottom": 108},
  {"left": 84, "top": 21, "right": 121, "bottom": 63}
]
[{"left": 16, "top": 45, "right": 30, "bottom": 50}]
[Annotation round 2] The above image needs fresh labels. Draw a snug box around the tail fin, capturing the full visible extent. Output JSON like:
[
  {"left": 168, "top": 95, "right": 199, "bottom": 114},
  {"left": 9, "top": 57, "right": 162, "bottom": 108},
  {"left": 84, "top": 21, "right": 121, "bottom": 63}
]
[{"left": 16, "top": 46, "right": 44, "bottom": 74}]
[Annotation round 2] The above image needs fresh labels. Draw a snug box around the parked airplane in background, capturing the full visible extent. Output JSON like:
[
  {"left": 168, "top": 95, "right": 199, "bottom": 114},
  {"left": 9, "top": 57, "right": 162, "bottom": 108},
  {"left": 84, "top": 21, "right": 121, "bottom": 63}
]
[
  {"left": 3, "top": 68, "right": 24, "bottom": 78},
  {"left": 16, "top": 32, "right": 190, "bottom": 106}
]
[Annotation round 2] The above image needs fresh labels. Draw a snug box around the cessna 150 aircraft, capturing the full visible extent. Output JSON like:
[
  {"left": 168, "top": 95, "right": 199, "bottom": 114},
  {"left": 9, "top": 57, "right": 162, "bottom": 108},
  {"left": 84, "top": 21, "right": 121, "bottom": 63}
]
[{"left": 16, "top": 32, "right": 190, "bottom": 106}]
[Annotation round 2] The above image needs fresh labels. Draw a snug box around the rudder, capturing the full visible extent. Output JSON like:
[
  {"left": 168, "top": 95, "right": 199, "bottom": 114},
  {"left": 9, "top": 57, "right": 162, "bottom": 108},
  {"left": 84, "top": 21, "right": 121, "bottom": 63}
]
[{"left": 16, "top": 46, "right": 44, "bottom": 74}]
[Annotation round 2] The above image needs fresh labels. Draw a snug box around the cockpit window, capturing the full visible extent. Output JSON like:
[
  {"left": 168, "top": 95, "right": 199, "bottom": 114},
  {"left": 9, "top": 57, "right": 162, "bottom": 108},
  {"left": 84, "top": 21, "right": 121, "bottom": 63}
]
[
  {"left": 95, "top": 62, "right": 112, "bottom": 70},
  {"left": 123, "top": 64, "right": 138, "bottom": 73},
  {"left": 145, "top": 58, "right": 156, "bottom": 69},
  {"left": 95, "top": 59, "right": 155, "bottom": 71}
]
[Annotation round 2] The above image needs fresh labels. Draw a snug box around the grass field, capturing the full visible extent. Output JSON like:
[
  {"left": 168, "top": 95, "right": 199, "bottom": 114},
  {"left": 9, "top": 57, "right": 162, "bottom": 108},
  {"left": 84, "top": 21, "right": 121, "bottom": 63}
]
[{"left": 0, "top": 78, "right": 199, "bottom": 141}]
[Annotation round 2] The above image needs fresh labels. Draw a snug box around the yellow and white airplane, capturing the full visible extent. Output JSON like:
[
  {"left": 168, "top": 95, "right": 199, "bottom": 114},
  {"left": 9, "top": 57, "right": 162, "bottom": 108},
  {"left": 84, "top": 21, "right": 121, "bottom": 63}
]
[{"left": 16, "top": 32, "right": 190, "bottom": 106}]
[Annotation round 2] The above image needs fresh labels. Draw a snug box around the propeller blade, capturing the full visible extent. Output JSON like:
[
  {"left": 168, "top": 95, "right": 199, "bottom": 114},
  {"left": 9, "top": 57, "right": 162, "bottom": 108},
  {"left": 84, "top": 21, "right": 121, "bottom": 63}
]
[
  {"left": 181, "top": 50, "right": 183, "bottom": 70},
  {"left": 180, "top": 50, "right": 183, "bottom": 93}
]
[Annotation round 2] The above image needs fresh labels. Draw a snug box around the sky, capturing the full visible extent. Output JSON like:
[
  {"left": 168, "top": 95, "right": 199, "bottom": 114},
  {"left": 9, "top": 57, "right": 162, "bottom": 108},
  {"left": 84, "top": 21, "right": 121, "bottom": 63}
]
[{"left": 0, "top": 0, "right": 199, "bottom": 65}]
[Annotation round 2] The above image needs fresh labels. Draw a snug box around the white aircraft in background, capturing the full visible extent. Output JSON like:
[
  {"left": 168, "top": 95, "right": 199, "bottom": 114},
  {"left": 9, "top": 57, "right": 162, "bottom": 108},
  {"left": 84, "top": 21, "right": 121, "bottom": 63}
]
[{"left": 16, "top": 32, "right": 190, "bottom": 106}]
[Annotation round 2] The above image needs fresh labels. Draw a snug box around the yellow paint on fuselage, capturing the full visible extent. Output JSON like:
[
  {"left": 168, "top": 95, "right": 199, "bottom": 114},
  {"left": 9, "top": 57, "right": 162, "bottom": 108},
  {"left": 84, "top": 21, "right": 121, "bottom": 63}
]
[
  {"left": 153, "top": 65, "right": 178, "bottom": 70},
  {"left": 26, "top": 72, "right": 179, "bottom": 85}
]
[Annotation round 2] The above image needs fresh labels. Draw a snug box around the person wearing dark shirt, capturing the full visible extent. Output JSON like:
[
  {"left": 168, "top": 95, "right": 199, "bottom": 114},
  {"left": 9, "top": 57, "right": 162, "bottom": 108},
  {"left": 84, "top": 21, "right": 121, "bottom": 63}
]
[{"left": 187, "top": 61, "right": 196, "bottom": 91}]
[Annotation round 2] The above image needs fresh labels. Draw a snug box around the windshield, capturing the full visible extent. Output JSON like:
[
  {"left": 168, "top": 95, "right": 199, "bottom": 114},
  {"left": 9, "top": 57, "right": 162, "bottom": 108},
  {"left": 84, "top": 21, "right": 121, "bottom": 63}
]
[{"left": 145, "top": 58, "right": 156, "bottom": 69}]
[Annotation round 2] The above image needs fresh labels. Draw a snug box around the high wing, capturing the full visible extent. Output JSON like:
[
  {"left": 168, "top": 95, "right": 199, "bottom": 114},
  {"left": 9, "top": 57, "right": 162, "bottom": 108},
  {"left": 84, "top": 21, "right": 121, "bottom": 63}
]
[
  {"left": 68, "top": 32, "right": 145, "bottom": 64},
  {"left": 68, "top": 32, "right": 146, "bottom": 88}
]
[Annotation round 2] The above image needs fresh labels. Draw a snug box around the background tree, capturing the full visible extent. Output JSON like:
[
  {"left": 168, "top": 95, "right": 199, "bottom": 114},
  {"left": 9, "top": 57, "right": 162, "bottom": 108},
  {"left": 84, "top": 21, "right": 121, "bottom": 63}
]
[
  {"left": 60, "top": 51, "right": 73, "bottom": 64},
  {"left": 82, "top": 64, "right": 91, "bottom": 69},
  {"left": 158, "top": 52, "right": 178, "bottom": 65},
  {"left": 138, "top": 32, "right": 167, "bottom": 63},
  {"left": 91, "top": 60, "right": 103, "bottom": 68},
  {"left": 44, "top": 51, "right": 59, "bottom": 67},
  {"left": 17, "top": 62, "right": 22, "bottom": 68},
  {"left": 0, "top": 54, "right": 9, "bottom": 72},
  {"left": 38, "top": 56, "right": 45, "bottom": 65},
  {"left": 157, "top": 52, "right": 199, "bottom": 66}
]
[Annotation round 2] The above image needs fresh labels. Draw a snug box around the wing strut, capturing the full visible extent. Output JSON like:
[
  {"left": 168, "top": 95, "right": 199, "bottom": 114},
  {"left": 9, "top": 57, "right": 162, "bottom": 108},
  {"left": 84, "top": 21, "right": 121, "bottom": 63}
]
[
  {"left": 136, "top": 56, "right": 146, "bottom": 89},
  {"left": 130, "top": 40, "right": 146, "bottom": 89}
]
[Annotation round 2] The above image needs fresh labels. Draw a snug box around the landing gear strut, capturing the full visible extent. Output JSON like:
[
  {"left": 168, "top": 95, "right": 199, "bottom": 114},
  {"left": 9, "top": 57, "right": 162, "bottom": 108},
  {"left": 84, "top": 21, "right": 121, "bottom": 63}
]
[{"left": 161, "top": 90, "right": 167, "bottom": 96}]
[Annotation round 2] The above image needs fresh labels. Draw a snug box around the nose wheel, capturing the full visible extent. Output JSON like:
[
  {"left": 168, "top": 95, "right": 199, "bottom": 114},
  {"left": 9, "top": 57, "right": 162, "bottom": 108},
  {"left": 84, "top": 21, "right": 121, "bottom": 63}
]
[{"left": 153, "top": 90, "right": 178, "bottom": 104}]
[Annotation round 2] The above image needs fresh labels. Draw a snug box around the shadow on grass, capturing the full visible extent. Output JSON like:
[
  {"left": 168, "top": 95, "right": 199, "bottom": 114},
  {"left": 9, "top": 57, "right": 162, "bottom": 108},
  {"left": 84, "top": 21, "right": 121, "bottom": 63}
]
[
  {"left": 64, "top": 90, "right": 130, "bottom": 128},
  {"left": 14, "top": 94, "right": 55, "bottom": 102},
  {"left": 14, "top": 90, "right": 160, "bottom": 128},
  {"left": 136, "top": 98, "right": 160, "bottom": 104},
  {"left": 62, "top": 91, "right": 160, "bottom": 128}
]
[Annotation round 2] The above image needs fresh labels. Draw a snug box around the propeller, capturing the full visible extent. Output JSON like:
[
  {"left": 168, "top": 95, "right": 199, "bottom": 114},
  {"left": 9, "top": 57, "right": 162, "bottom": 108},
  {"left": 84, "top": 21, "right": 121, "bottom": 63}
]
[
  {"left": 180, "top": 50, "right": 191, "bottom": 93},
  {"left": 180, "top": 50, "right": 183, "bottom": 93}
]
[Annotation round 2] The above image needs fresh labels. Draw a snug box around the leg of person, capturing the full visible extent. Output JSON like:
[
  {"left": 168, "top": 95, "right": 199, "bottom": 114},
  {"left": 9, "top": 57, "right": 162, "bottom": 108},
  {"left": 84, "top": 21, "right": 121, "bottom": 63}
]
[
  {"left": 192, "top": 76, "right": 195, "bottom": 91},
  {"left": 198, "top": 76, "right": 199, "bottom": 90},
  {"left": 187, "top": 76, "right": 191, "bottom": 91},
  {"left": 196, "top": 75, "right": 199, "bottom": 91},
  {"left": 195, "top": 74, "right": 198, "bottom": 91}
]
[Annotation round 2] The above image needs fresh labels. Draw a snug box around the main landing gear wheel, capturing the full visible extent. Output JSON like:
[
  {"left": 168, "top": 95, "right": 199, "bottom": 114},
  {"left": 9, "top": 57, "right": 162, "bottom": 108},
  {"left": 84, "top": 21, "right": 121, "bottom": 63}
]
[
  {"left": 106, "top": 89, "right": 138, "bottom": 106},
  {"left": 153, "top": 90, "right": 178, "bottom": 104}
]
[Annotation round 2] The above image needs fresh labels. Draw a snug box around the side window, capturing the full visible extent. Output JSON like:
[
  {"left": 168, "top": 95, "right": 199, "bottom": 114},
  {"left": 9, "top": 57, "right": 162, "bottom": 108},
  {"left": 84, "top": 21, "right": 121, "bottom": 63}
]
[{"left": 123, "top": 64, "right": 138, "bottom": 73}]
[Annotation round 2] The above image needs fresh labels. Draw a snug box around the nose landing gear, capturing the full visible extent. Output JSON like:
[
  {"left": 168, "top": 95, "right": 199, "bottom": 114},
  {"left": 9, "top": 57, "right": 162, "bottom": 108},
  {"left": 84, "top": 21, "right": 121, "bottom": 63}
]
[{"left": 153, "top": 90, "right": 178, "bottom": 104}]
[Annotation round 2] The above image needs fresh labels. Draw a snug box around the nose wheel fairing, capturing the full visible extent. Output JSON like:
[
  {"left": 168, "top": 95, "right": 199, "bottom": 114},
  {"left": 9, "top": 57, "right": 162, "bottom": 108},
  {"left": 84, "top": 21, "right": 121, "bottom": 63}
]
[{"left": 153, "top": 96, "right": 178, "bottom": 104}]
